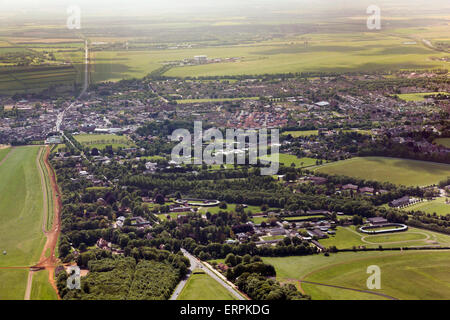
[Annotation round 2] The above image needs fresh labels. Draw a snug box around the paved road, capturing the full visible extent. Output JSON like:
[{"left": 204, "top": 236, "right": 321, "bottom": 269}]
[
  {"left": 170, "top": 249, "right": 246, "bottom": 300},
  {"left": 56, "top": 40, "right": 89, "bottom": 133}
]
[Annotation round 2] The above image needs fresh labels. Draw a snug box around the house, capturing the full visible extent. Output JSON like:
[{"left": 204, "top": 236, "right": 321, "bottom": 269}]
[
  {"left": 307, "top": 229, "right": 328, "bottom": 239},
  {"left": 269, "top": 228, "right": 286, "bottom": 236},
  {"left": 308, "top": 176, "right": 328, "bottom": 185},
  {"left": 130, "top": 216, "right": 151, "bottom": 227},
  {"left": 96, "top": 238, "right": 111, "bottom": 250},
  {"left": 367, "top": 217, "right": 388, "bottom": 226},
  {"left": 342, "top": 184, "right": 358, "bottom": 191},
  {"left": 359, "top": 187, "right": 374, "bottom": 195}
]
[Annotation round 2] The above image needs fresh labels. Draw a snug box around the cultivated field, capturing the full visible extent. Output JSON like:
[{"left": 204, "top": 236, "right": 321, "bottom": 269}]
[
  {"left": 177, "top": 270, "right": 236, "bottom": 300},
  {"left": 315, "top": 157, "right": 450, "bottom": 186},
  {"left": 264, "top": 250, "right": 450, "bottom": 300},
  {"left": 90, "top": 30, "right": 449, "bottom": 82}
]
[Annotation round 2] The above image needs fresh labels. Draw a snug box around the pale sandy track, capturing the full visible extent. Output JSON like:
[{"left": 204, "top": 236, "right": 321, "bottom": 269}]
[{"left": 24, "top": 271, "right": 34, "bottom": 300}]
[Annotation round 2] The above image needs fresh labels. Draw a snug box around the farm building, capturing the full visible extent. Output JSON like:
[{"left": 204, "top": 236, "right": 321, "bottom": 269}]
[
  {"left": 390, "top": 196, "right": 411, "bottom": 208},
  {"left": 367, "top": 217, "right": 388, "bottom": 226}
]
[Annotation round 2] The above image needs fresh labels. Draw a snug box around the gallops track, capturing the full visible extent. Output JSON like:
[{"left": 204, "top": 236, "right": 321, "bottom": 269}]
[
  {"left": 22, "top": 146, "right": 62, "bottom": 299},
  {"left": 35, "top": 146, "right": 62, "bottom": 298}
]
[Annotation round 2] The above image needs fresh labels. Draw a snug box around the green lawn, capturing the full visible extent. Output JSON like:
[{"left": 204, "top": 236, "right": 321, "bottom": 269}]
[
  {"left": 0, "top": 269, "right": 28, "bottom": 300},
  {"left": 315, "top": 157, "right": 450, "bottom": 186},
  {"left": 0, "top": 147, "right": 11, "bottom": 162},
  {"left": 403, "top": 197, "right": 450, "bottom": 215},
  {"left": 260, "top": 153, "right": 319, "bottom": 168},
  {"left": 0, "top": 146, "right": 46, "bottom": 267},
  {"left": 0, "top": 146, "right": 49, "bottom": 299},
  {"left": 281, "top": 130, "right": 318, "bottom": 137},
  {"left": 396, "top": 92, "right": 449, "bottom": 102},
  {"left": 74, "top": 134, "right": 135, "bottom": 150},
  {"left": 178, "top": 270, "right": 236, "bottom": 300},
  {"left": 264, "top": 250, "right": 450, "bottom": 300},
  {"left": 261, "top": 235, "right": 285, "bottom": 241},
  {"left": 176, "top": 97, "right": 258, "bottom": 104},
  {"left": 434, "top": 138, "right": 450, "bottom": 148},
  {"left": 30, "top": 270, "right": 58, "bottom": 300},
  {"left": 304, "top": 251, "right": 450, "bottom": 300},
  {"left": 283, "top": 215, "right": 326, "bottom": 221}
]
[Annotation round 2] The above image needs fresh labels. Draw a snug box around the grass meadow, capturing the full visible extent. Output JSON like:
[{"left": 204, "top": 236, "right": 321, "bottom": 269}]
[
  {"left": 315, "top": 157, "right": 450, "bottom": 186},
  {"left": 0, "top": 146, "right": 54, "bottom": 300},
  {"left": 264, "top": 250, "right": 450, "bottom": 300},
  {"left": 177, "top": 270, "right": 236, "bottom": 300}
]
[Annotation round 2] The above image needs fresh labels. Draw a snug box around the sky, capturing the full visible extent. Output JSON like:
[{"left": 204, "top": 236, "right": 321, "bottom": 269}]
[{"left": 0, "top": 0, "right": 448, "bottom": 18}]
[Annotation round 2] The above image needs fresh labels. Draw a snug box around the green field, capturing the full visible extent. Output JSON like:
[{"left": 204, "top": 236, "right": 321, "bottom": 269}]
[
  {"left": 403, "top": 197, "right": 450, "bottom": 216},
  {"left": 396, "top": 92, "right": 449, "bottom": 102},
  {"left": 318, "top": 226, "right": 450, "bottom": 249},
  {"left": 0, "top": 147, "right": 11, "bottom": 162},
  {"left": 74, "top": 134, "right": 135, "bottom": 150},
  {"left": 0, "top": 146, "right": 50, "bottom": 299},
  {"left": 178, "top": 270, "right": 236, "bottom": 300},
  {"left": 260, "top": 153, "right": 319, "bottom": 168},
  {"left": 282, "top": 130, "right": 318, "bottom": 137},
  {"left": 176, "top": 97, "right": 259, "bottom": 104},
  {"left": 0, "top": 146, "right": 46, "bottom": 267},
  {"left": 434, "top": 138, "right": 450, "bottom": 148},
  {"left": 30, "top": 270, "right": 59, "bottom": 300},
  {"left": 315, "top": 157, "right": 450, "bottom": 186},
  {"left": 90, "top": 31, "right": 448, "bottom": 82},
  {"left": 264, "top": 250, "right": 450, "bottom": 300},
  {"left": 0, "top": 65, "right": 78, "bottom": 94},
  {"left": 0, "top": 269, "right": 28, "bottom": 300}
]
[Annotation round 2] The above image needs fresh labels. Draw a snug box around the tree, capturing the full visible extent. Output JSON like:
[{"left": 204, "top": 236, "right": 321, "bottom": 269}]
[
  {"left": 155, "top": 194, "right": 165, "bottom": 205},
  {"left": 225, "top": 253, "right": 237, "bottom": 267}
]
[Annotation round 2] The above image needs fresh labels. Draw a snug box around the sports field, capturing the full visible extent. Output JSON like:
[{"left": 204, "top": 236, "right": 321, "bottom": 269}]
[
  {"left": 74, "top": 134, "right": 135, "bottom": 150},
  {"left": 264, "top": 250, "right": 450, "bottom": 300},
  {"left": 403, "top": 197, "right": 450, "bottom": 216},
  {"left": 177, "top": 270, "right": 236, "bottom": 300},
  {"left": 315, "top": 157, "right": 450, "bottom": 186},
  {"left": 318, "top": 226, "right": 450, "bottom": 249}
]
